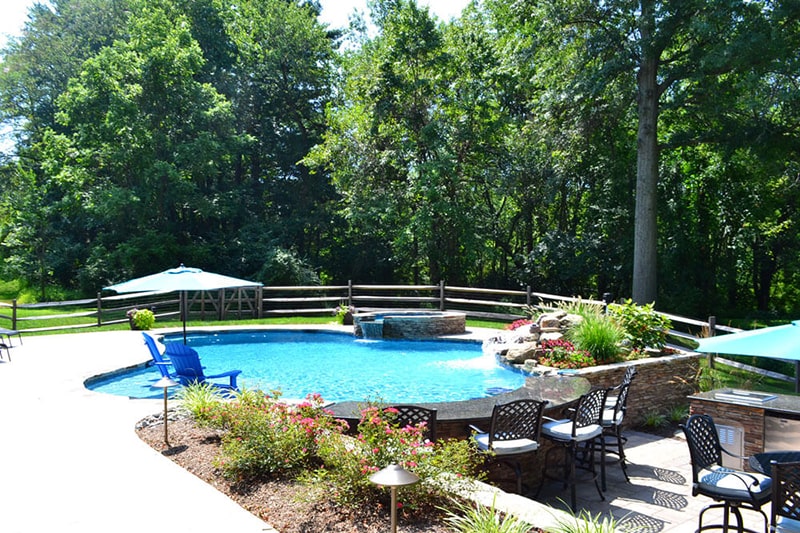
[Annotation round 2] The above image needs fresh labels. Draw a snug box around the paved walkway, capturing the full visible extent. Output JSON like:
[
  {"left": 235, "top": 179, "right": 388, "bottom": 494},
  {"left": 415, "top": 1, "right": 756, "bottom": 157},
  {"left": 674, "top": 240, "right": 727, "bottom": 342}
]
[{"left": 0, "top": 328, "right": 772, "bottom": 532}]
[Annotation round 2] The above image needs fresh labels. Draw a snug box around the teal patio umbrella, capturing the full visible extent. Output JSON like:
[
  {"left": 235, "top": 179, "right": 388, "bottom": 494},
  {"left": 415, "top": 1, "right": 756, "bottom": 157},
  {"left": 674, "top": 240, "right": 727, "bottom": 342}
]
[
  {"left": 696, "top": 320, "right": 800, "bottom": 392},
  {"left": 105, "top": 264, "right": 262, "bottom": 342}
]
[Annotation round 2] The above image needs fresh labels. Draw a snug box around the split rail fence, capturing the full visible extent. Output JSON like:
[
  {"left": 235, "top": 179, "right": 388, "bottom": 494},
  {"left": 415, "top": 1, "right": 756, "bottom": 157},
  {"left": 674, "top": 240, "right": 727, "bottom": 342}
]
[{"left": 0, "top": 281, "right": 728, "bottom": 344}]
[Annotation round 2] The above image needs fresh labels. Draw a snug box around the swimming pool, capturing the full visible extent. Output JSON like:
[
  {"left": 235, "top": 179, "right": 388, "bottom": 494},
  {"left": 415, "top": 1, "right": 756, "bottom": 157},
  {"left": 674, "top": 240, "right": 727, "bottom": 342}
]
[{"left": 86, "top": 330, "right": 528, "bottom": 402}]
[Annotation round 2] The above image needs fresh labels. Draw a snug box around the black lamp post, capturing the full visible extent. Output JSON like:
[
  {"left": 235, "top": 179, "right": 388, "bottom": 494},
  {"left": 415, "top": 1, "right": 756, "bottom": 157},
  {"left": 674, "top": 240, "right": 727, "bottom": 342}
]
[
  {"left": 151, "top": 376, "right": 179, "bottom": 446},
  {"left": 368, "top": 464, "right": 420, "bottom": 533}
]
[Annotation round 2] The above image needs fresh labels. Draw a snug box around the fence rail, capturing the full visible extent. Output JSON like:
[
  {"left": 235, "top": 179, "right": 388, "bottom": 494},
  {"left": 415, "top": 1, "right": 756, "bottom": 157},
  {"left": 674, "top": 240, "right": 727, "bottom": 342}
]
[{"left": 0, "top": 282, "right": 729, "bottom": 344}]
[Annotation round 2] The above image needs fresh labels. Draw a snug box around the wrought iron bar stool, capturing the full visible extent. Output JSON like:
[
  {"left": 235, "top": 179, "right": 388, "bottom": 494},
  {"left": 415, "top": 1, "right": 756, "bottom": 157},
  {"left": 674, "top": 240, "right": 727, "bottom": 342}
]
[
  {"left": 470, "top": 399, "right": 548, "bottom": 494},
  {"left": 681, "top": 414, "right": 771, "bottom": 533},
  {"left": 536, "top": 387, "right": 609, "bottom": 510}
]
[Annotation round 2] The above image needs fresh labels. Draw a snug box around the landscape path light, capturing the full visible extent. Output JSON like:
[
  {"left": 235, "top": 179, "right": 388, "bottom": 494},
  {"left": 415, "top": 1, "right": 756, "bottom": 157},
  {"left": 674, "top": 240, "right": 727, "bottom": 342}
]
[
  {"left": 151, "top": 376, "right": 179, "bottom": 446},
  {"left": 368, "top": 464, "right": 420, "bottom": 533}
]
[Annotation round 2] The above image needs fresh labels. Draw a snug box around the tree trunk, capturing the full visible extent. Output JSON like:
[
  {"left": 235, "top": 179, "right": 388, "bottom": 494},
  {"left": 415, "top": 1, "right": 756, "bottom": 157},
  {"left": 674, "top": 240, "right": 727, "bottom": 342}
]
[{"left": 632, "top": 0, "right": 659, "bottom": 305}]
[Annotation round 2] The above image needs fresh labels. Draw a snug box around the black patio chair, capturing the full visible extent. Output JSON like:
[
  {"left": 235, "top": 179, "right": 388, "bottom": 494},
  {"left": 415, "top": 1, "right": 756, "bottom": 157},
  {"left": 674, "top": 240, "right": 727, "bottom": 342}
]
[
  {"left": 605, "top": 365, "right": 637, "bottom": 408},
  {"left": 387, "top": 404, "right": 437, "bottom": 442},
  {"left": 594, "top": 381, "right": 632, "bottom": 489},
  {"left": 536, "top": 387, "right": 609, "bottom": 510},
  {"left": 681, "top": 414, "right": 771, "bottom": 533},
  {"left": 470, "top": 399, "right": 548, "bottom": 494},
  {"left": 770, "top": 460, "right": 800, "bottom": 533}
]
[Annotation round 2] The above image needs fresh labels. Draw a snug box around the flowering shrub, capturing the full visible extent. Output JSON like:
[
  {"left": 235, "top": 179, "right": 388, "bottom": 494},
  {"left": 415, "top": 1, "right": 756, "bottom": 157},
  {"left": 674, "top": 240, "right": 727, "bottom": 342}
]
[
  {"left": 538, "top": 339, "right": 596, "bottom": 369},
  {"left": 505, "top": 318, "right": 533, "bottom": 330},
  {"left": 307, "top": 405, "right": 482, "bottom": 511},
  {"left": 209, "top": 391, "right": 347, "bottom": 480},
  {"left": 180, "top": 390, "right": 483, "bottom": 513}
]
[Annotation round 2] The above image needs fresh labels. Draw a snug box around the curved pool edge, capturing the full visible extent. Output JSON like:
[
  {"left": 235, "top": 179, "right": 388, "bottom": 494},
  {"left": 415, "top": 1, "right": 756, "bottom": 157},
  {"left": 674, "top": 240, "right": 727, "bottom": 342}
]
[{"left": 84, "top": 324, "right": 509, "bottom": 400}]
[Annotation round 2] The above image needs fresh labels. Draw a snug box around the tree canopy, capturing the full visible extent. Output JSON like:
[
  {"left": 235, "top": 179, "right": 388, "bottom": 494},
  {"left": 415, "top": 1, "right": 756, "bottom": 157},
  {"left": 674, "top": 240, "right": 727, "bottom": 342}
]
[{"left": 1, "top": 0, "right": 798, "bottom": 318}]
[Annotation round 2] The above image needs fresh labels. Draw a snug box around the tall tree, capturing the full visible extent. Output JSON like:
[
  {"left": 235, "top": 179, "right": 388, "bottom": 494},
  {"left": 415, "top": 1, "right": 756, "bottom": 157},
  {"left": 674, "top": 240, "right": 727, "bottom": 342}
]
[{"left": 492, "top": 0, "right": 799, "bottom": 305}]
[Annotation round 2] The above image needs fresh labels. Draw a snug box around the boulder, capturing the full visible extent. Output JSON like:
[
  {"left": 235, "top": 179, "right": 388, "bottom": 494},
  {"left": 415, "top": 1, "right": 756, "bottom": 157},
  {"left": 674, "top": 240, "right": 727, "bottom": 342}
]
[
  {"left": 504, "top": 342, "right": 539, "bottom": 364},
  {"left": 538, "top": 312, "right": 563, "bottom": 331},
  {"left": 539, "top": 331, "right": 564, "bottom": 343}
]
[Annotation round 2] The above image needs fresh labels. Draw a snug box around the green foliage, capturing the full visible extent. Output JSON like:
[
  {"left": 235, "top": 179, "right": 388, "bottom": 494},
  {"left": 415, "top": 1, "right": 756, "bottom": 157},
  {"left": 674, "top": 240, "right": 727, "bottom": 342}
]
[
  {"left": 177, "top": 382, "right": 226, "bottom": 422},
  {"left": 128, "top": 308, "right": 155, "bottom": 330},
  {"left": 212, "top": 392, "right": 346, "bottom": 479},
  {"left": 305, "top": 404, "right": 482, "bottom": 510},
  {"left": 566, "top": 314, "right": 624, "bottom": 364},
  {"left": 548, "top": 509, "right": 617, "bottom": 533},
  {"left": 609, "top": 299, "right": 672, "bottom": 351},
  {"left": 538, "top": 339, "right": 596, "bottom": 369},
  {"left": 442, "top": 496, "right": 532, "bottom": 533},
  {"left": 332, "top": 303, "right": 354, "bottom": 324},
  {"left": 668, "top": 404, "right": 689, "bottom": 425},
  {"left": 642, "top": 410, "right": 667, "bottom": 430},
  {"left": 1, "top": 0, "right": 799, "bottom": 319}
]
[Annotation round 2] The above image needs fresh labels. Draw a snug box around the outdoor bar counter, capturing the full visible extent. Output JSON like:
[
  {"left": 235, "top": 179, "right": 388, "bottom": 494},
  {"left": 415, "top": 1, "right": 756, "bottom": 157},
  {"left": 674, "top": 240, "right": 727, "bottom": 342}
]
[
  {"left": 329, "top": 374, "right": 591, "bottom": 440},
  {"left": 688, "top": 388, "right": 800, "bottom": 468}
]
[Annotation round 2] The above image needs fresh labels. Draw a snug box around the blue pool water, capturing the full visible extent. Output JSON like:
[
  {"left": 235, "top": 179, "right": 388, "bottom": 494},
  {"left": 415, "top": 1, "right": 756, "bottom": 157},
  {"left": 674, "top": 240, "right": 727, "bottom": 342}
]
[{"left": 87, "top": 330, "right": 527, "bottom": 402}]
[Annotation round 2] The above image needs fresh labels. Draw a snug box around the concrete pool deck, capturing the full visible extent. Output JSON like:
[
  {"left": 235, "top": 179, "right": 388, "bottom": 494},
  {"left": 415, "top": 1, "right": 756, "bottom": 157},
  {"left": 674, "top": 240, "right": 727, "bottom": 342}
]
[{"left": 0, "top": 327, "right": 772, "bottom": 533}]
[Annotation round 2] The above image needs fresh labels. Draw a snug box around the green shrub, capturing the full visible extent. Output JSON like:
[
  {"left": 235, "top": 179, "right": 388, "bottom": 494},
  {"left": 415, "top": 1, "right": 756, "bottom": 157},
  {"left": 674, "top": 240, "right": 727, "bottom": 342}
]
[
  {"left": 128, "top": 308, "right": 156, "bottom": 330},
  {"left": 556, "top": 298, "right": 606, "bottom": 319},
  {"left": 442, "top": 496, "right": 532, "bottom": 533},
  {"left": 609, "top": 299, "right": 672, "bottom": 351},
  {"left": 305, "top": 404, "right": 483, "bottom": 511},
  {"left": 668, "top": 404, "right": 689, "bottom": 424},
  {"left": 642, "top": 409, "right": 667, "bottom": 429},
  {"left": 566, "top": 313, "right": 623, "bottom": 363},
  {"left": 177, "top": 382, "right": 225, "bottom": 424}
]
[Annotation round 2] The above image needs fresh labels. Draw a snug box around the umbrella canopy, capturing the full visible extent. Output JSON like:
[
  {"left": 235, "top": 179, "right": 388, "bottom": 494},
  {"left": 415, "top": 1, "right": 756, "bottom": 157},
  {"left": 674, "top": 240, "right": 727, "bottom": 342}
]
[
  {"left": 104, "top": 265, "right": 262, "bottom": 342},
  {"left": 105, "top": 265, "right": 261, "bottom": 293},
  {"left": 696, "top": 320, "right": 800, "bottom": 391}
]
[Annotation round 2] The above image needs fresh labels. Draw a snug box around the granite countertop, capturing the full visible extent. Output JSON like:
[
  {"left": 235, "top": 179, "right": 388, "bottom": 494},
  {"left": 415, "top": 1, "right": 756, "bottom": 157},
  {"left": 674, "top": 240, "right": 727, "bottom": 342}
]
[
  {"left": 689, "top": 388, "right": 800, "bottom": 416},
  {"left": 328, "top": 375, "right": 591, "bottom": 421}
]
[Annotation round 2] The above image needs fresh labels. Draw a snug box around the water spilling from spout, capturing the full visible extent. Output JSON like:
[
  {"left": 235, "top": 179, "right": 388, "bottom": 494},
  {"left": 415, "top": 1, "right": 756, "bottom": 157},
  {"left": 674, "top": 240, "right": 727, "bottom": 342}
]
[{"left": 361, "top": 319, "right": 384, "bottom": 339}]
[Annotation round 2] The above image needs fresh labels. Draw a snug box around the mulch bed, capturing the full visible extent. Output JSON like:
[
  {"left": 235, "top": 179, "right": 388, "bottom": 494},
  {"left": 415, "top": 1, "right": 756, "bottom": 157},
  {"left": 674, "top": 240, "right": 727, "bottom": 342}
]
[{"left": 137, "top": 417, "right": 460, "bottom": 532}]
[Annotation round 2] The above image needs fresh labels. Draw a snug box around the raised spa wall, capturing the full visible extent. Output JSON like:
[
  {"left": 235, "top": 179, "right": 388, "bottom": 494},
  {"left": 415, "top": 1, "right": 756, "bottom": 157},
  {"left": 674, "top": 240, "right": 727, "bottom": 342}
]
[{"left": 353, "top": 310, "right": 466, "bottom": 338}]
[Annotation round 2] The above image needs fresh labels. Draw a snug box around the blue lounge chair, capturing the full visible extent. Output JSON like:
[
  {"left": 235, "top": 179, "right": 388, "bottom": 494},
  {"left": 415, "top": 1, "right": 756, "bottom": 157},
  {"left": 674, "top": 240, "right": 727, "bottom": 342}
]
[
  {"left": 163, "top": 342, "right": 241, "bottom": 390},
  {"left": 141, "top": 332, "right": 174, "bottom": 379}
]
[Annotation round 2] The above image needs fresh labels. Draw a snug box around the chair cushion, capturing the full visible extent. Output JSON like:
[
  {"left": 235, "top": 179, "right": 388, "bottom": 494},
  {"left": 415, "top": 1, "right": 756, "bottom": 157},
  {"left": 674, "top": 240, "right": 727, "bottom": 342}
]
[
  {"left": 602, "top": 407, "right": 623, "bottom": 426},
  {"left": 696, "top": 465, "right": 772, "bottom": 502},
  {"left": 542, "top": 419, "right": 602, "bottom": 442},
  {"left": 776, "top": 517, "right": 800, "bottom": 533},
  {"left": 473, "top": 433, "right": 540, "bottom": 455}
]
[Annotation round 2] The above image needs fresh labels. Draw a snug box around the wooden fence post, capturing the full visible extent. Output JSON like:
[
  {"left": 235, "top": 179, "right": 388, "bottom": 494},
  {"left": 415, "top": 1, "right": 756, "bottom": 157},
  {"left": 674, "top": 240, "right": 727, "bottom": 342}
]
[
  {"left": 526, "top": 286, "right": 532, "bottom": 307},
  {"left": 257, "top": 286, "right": 263, "bottom": 318},
  {"left": 348, "top": 280, "right": 353, "bottom": 307},
  {"left": 97, "top": 292, "right": 102, "bottom": 327},
  {"left": 439, "top": 280, "right": 445, "bottom": 311},
  {"left": 12, "top": 299, "right": 17, "bottom": 330}
]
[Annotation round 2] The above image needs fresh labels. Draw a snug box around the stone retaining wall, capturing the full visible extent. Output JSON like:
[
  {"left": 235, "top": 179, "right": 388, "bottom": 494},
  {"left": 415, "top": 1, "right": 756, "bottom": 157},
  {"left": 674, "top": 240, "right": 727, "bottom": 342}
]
[{"left": 578, "top": 353, "right": 701, "bottom": 426}]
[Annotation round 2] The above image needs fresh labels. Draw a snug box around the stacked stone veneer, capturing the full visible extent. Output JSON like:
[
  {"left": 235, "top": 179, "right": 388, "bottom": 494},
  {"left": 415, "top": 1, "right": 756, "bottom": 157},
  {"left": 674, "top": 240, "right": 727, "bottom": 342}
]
[
  {"left": 353, "top": 311, "right": 466, "bottom": 338},
  {"left": 578, "top": 353, "right": 701, "bottom": 426}
]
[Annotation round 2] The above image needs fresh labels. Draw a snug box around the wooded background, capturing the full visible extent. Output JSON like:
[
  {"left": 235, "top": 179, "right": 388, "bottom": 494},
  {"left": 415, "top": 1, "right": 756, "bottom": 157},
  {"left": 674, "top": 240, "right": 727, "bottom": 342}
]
[{"left": 0, "top": 0, "right": 798, "bottom": 318}]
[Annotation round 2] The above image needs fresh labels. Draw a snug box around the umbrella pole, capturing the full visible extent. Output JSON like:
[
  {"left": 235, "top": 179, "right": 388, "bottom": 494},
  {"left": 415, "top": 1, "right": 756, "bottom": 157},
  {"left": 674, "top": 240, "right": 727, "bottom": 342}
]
[
  {"left": 796, "top": 362, "right": 799, "bottom": 394},
  {"left": 182, "top": 291, "right": 187, "bottom": 344}
]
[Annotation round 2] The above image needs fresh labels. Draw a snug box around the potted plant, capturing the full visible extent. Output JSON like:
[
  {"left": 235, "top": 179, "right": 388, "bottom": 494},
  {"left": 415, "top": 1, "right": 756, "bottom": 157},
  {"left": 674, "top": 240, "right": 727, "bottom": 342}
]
[
  {"left": 127, "top": 308, "right": 156, "bottom": 330},
  {"left": 333, "top": 303, "right": 354, "bottom": 325}
]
